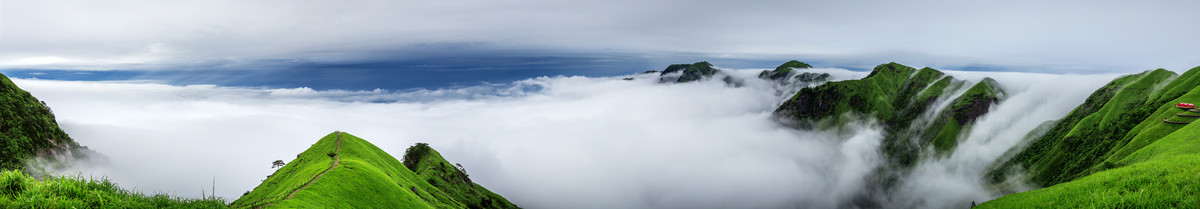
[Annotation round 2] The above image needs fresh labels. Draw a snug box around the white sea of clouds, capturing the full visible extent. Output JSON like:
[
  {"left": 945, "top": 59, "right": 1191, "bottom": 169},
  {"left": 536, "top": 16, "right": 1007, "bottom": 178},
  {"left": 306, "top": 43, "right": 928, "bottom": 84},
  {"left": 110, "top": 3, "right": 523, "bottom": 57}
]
[{"left": 13, "top": 67, "right": 1123, "bottom": 208}]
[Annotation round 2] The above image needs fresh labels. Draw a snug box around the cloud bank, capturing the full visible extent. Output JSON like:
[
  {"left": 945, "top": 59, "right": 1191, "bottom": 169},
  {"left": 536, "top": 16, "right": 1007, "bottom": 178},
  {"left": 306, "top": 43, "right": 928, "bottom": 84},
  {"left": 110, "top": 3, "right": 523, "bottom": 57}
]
[
  {"left": 4, "top": 0, "right": 1200, "bottom": 72},
  {"left": 14, "top": 67, "right": 1121, "bottom": 208}
]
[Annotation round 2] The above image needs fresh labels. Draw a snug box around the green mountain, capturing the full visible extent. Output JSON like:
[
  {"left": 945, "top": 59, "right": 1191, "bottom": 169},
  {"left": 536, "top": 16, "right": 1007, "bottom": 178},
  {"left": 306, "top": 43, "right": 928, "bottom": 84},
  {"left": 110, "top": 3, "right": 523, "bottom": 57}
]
[
  {"left": 767, "top": 61, "right": 1200, "bottom": 207},
  {"left": 772, "top": 62, "right": 1005, "bottom": 206},
  {"left": 757, "top": 60, "right": 831, "bottom": 85},
  {"left": 0, "top": 170, "right": 228, "bottom": 208},
  {"left": 232, "top": 132, "right": 519, "bottom": 209},
  {"left": 980, "top": 66, "right": 1200, "bottom": 207},
  {"left": 657, "top": 61, "right": 720, "bottom": 83},
  {"left": 758, "top": 60, "right": 814, "bottom": 81},
  {"left": 0, "top": 73, "right": 90, "bottom": 171},
  {"left": 774, "top": 63, "right": 1002, "bottom": 155}
]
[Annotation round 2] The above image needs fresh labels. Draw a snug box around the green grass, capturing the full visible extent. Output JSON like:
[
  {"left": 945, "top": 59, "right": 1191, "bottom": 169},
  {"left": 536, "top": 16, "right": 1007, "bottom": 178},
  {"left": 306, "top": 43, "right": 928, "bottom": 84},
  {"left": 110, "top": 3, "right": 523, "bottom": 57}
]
[
  {"left": 404, "top": 143, "right": 519, "bottom": 209},
  {"left": 984, "top": 66, "right": 1200, "bottom": 207},
  {"left": 978, "top": 154, "right": 1200, "bottom": 208},
  {"left": 232, "top": 132, "right": 519, "bottom": 209},
  {"left": 990, "top": 69, "right": 1178, "bottom": 186},
  {"left": 0, "top": 170, "right": 227, "bottom": 208}
]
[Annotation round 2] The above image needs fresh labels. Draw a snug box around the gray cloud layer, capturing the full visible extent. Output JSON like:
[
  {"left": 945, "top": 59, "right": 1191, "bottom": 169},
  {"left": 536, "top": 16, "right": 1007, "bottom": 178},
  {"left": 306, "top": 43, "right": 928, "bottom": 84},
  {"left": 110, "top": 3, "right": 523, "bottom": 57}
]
[{"left": 3, "top": 0, "right": 1199, "bottom": 72}]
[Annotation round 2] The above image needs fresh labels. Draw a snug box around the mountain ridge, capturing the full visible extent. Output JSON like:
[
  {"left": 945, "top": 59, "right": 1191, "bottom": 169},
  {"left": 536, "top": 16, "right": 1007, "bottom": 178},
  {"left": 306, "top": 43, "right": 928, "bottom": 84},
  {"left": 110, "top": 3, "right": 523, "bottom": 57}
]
[{"left": 232, "top": 132, "right": 519, "bottom": 209}]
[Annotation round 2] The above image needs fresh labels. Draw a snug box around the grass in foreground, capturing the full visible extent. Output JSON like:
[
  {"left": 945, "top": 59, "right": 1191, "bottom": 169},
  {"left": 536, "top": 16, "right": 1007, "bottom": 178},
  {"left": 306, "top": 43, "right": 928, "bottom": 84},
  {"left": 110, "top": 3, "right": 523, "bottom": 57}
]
[
  {"left": 978, "top": 154, "right": 1200, "bottom": 208},
  {"left": 0, "top": 170, "right": 226, "bottom": 208}
]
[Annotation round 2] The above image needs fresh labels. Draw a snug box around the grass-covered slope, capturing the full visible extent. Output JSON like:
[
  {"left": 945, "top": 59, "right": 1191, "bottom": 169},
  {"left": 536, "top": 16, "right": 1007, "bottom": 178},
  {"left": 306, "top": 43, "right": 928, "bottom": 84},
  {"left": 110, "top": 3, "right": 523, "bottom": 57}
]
[
  {"left": 984, "top": 66, "right": 1200, "bottom": 207},
  {"left": 988, "top": 68, "right": 1181, "bottom": 186},
  {"left": 925, "top": 78, "right": 1004, "bottom": 152},
  {"left": 978, "top": 154, "right": 1200, "bottom": 208},
  {"left": 403, "top": 143, "right": 519, "bottom": 209},
  {"left": 0, "top": 73, "right": 88, "bottom": 170},
  {"left": 232, "top": 132, "right": 519, "bottom": 209},
  {"left": 0, "top": 170, "right": 226, "bottom": 208}
]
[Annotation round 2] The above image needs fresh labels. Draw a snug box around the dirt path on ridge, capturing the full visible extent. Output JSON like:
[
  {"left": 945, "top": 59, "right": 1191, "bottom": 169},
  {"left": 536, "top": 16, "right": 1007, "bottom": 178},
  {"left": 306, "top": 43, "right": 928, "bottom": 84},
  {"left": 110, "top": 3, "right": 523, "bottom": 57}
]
[{"left": 255, "top": 132, "right": 343, "bottom": 208}]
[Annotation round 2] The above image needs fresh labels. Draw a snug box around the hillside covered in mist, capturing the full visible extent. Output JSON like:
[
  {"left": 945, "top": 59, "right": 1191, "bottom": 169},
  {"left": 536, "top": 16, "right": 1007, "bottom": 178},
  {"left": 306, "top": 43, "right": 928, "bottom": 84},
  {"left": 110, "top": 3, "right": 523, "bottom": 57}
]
[{"left": 737, "top": 60, "right": 1200, "bottom": 208}]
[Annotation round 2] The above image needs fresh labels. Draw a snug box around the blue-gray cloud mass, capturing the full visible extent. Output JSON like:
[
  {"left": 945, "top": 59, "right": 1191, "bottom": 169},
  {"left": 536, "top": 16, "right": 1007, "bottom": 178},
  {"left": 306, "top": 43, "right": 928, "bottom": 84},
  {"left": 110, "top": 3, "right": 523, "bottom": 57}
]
[{"left": 2, "top": 0, "right": 1199, "bottom": 74}]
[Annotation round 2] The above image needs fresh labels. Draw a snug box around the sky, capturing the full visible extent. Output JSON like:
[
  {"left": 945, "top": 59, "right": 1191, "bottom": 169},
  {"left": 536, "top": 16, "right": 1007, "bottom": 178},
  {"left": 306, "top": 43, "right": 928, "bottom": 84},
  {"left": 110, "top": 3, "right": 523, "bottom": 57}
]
[
  {"left": 0, "top": 1, "right": 1196, "bottom": 208},
  {"left": 3, "top": 0, "right": 1200, "bottom": 90}
]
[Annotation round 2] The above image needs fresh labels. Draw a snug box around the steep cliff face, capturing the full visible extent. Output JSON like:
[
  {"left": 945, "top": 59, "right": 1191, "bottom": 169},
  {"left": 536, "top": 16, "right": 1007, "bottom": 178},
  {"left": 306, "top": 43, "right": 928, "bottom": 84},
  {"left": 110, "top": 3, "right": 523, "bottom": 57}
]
[{"left": 0, "top": 73, "right": 90, "bottom": 171}]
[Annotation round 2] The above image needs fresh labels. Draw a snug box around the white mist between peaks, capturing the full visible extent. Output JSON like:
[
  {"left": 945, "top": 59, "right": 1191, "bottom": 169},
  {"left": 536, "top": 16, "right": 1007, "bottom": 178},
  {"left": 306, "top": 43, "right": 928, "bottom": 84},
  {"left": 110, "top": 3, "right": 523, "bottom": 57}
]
[{"left": 11, "top": 68, "right": 1117, "bottom": 209}]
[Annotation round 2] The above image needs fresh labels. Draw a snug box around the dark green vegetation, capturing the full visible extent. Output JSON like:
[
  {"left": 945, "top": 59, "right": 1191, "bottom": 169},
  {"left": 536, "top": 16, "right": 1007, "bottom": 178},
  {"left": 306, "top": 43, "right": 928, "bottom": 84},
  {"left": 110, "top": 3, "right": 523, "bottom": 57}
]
[
  {"left": 1, "top": 74, "right": 220, "bottom": 208},
  {"left": 772, "top": 62, "right": 1004, "bottom": 207},
  {"left": 658, "top": 61, "right": 720, "bottom": 83},
  {"left": 233, "top": 132, "right": 519, "bottom": 209},
  {"left": 926, "top": 78, "right": 1004, "bottom": 153},
  {"left": 0, "top": 73, "right": 88, "bottom": 170},
  {"left": 773, "top": 62, "right": 1000, "bottom": 136},
  {"left": 793, "top": 72, "right": 831, "bottom": 83},
  {"left": 982, "top": 66, "right": 1200, "bottom": 206},
  {"left": 758, "top": 60, "right": 813, "bottom": 81},
  {"left": 755, "top": 60, "right": 831, "bottom": 85},
  {"left": 0, "top": 170, "right": 227, "bottom": 208}
]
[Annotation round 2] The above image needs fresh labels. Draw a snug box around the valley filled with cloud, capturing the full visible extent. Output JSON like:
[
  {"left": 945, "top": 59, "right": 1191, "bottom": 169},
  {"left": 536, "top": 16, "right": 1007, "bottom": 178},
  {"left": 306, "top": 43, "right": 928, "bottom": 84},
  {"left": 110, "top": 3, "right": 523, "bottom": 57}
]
[{"left": 15, "top": 68, "right": 1119, "bottom": 208}]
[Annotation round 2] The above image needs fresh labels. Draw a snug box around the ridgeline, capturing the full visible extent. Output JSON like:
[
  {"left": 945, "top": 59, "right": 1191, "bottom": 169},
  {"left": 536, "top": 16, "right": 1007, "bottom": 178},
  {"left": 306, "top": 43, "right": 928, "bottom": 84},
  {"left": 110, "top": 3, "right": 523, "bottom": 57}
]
[{"left": 232, "top": 132, "right": 519, "bottom": 209}]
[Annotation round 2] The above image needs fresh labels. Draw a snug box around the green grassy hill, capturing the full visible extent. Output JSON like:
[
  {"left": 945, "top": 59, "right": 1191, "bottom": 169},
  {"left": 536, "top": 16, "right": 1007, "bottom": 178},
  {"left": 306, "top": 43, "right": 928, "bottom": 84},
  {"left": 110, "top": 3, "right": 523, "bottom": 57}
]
[
  {"left": 982, "top": 66, "right": 1200, "bottom": 207},
  {"left": 0, "top": 73, "right": 90, "bottom": 171},
  {"left": 232, "top": 132, "right": 519, "bottom": 209}
]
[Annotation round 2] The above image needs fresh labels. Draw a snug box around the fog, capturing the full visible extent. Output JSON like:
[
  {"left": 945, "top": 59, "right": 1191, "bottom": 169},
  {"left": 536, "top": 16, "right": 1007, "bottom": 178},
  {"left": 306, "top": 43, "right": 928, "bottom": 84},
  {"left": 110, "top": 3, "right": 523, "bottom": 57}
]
[{"left": 13, "top": 67, "right": 1121, "bottom": 208}]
